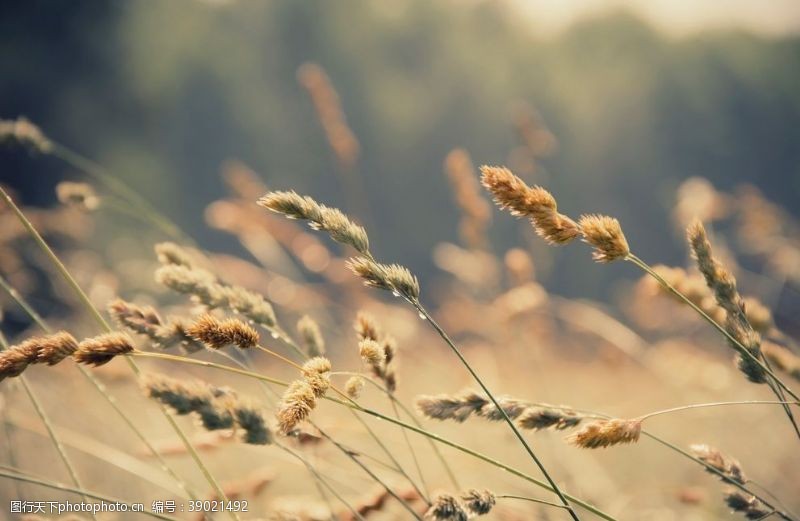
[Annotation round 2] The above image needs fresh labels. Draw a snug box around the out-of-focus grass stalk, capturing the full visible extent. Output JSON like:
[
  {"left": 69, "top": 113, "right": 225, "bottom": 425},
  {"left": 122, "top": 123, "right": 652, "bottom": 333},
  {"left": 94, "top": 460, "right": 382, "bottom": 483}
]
[
  {"left": 0, "top": 187, "right": 237, "bottom": 521},
  {"left": 0, "top": 273, "right": 198, "bottom": 501},
  {"left": 0, "top": 333, "right": 97, "bottom": 520}
]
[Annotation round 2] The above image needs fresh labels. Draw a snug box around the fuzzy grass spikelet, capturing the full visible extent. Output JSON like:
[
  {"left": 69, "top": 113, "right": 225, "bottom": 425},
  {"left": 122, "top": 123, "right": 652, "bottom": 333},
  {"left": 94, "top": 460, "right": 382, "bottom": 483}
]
[
  {"left": 425, "top": 493, "right": 469, "bottom": 521},
  {"left": 73, "top": 332, "right": 134, "bottom": 366},
  {"left": 690, "top": 444, "right": 747, "bottom": 485},
  {"left": 480, "top": 165, "right": 580, "bottom": 244},
  {"left": 297, "top": 315, "right": 325, "bottom": 356},
  {"left": 724, "top": 491, "right": 770, "bottom": 520},
  {"left": 345, "top": 376, "right": 365, "bottom": 398},
  {"left": 460, "top": 489, "right": 496, "bottom": 515},
  {"left": 567, "top": 418, "right": 642, "bottom": 449},
  {"left": 578, "top": 214, "right": 630, "bottom": 262},
  {"left": 185, "top": 313, "right": 259, "bottom": 350},
  {"left": 276, "top": 380, "right": 317, "bottom": 435},
  {"left": 347, "top": 257, "right": 420, "bottom": 300},
  {"left": 0, "top": 331, "right": 79, "bottom": 381}
]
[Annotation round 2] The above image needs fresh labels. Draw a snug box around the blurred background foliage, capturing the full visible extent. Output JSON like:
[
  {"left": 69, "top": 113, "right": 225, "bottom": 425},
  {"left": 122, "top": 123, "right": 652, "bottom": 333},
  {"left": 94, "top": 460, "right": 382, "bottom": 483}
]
[{"left": 2, "top": 0, "right": 799, "bottom": 300}]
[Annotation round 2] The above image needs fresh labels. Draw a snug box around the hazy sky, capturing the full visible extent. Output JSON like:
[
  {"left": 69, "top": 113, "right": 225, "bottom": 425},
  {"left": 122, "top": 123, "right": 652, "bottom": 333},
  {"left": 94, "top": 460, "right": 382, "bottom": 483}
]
[{"left": 510, "top": 0, "right": 800, "bottom": 36}]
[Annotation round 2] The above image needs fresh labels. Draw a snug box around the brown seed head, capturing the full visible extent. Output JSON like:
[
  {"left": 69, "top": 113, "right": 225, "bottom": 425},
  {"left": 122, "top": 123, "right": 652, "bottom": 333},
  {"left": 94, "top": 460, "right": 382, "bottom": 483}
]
[
  {"left": 155, "top": 242, "right": 195, "bottom": 268},
  {"left": 415, "top": 390, "right": 488, "bottom": 423},
  {"left": 516, "top": 406, "right": 584, "bottom": 431},
  {"left": 74, "top": 333, "right": 134, "bottom": 366},
  {"left": 0, "top": 332, "right": 77, "bottom": 380},
  {"left": 354, "top": 311, "right": 381, "bottom": 342},
  {"left": 578, "top": 214, "right": 630, "bottom": 262},
  {"left": 108, "top": 299, "right": 164, "bottom": 339},
  {"left": 460, "top": 489, "right": 496, "bottom": 515},
  {"left": 567, "top": 418, "right": 642, "bottom": 449},
  {"left": 425, "top": 494, "right": 468, "bottom": 521},
  {"left": 186, "top": 314, "right": 259, "bottom": 350},
  {"left": 724, "top": 491, "right": 769, "bottom": 519}
]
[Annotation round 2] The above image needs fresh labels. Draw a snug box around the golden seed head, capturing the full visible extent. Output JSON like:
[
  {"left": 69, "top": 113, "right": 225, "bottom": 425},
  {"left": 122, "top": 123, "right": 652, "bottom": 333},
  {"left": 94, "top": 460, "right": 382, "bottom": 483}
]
[
  {"left": 480, "top": 165, "right": 580, "bottom": 244},
  {"left": 566, "top": 418, "right": 642, "bottom": 449},
  {"left": 297, "top": 315, "right": 325, "bottom": 356},
  {"left": 276, "top": 380, "right": 318, "bottom": 435},
  {"left": 0, "top": 332, "right": 79, "bottom": 381},
  {"left": 359, "top": 339, "right": 385, "bottom": 366},
  {"left": 516, "top": 406, "right": 583, "bottom": 431},
  {"left": 346, "top": 257, "right": 420, "bottom": 300},
  {"left": 460, "top": 489, "right": 496, "bottom": 515},
  {"left": 345, "top": 376, "right": 365, "bottom": 399},
  {"left": 155, "top": 265, "right": 228, "bottom": 308},
  {"left": 426, "top": 494, "right": 469, "bottom": 521},
  {"left": 34, "top": 331, "right": 80, "bottom": 366},
  {"left": 578, "top": 214, "right": 630, "bottom": 262},
  {"left": 55, "top": 181, "right": 99, "bottom": 211},
  {"left": 185, "top": 314, "right": 259, "bottom": 350},
  {"left": 74, "top": 332, "right": 135, "bottom": 367}
]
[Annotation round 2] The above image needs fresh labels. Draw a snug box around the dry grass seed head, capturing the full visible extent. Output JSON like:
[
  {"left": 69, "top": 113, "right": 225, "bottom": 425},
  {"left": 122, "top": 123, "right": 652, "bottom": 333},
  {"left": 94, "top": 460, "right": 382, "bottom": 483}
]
[
  {"left": 690, "top": 444, "right": 747, "bottom": 484},
  {"left": 74, "top": 332, "right": 134, "bottom": 366},
  {"left": 355, "top": 311, "right": 381, "bottom": 341},
  {"left": 516, "top": 406, "right": 583, "bottom": 431},
  {"left": 359, "top": 338, "right": 385, "bottom": 366},
  {"left": 426, "top": 494, "right": 469, "bottom": 521},
  {"left": 1, "top": 331, "right": 79, "bottom": 380},
  {"left": 277, "top": 380, "right": 318, "bottom": 435},
  {"left": 186, "top": 313, "right": 259, "bottom": 350},
  {"left": 460, "top": 489, "right": 496, "bottom": 515},
  {"left": 347, "top": 257, "right": 420, "bottom": 300},
  {"left": 480, "top": 165, "right": 580, "bottom": 244},
  {"left": 567, "top": 418, "right": 642, "bottom": 449},
  {"left": 578, "top": 214, "right": 630, "bottom": 262},
  {"left": 297, "top": 315, "right": 325, "bottom": 356},
  {"left": 345, "top": 376, "right": 365, "bottom": 398},
  {"left": 108, "top": 298, "right": 164, "bottom": 339}
]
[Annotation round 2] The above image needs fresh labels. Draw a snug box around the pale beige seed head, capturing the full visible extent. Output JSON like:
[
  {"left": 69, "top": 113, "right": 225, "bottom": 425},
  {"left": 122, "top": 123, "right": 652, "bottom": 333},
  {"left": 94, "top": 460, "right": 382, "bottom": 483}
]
[
  {"left": 258, "top": 190, "right": 321, "bottom": 221},
  {"left": 155, "top": 265, "right": 228, "bottom": 308},
  {"left": 566, "top": 418, "right": 642, "bottom": 449},
  {"left": 56, "top": 181, "right": 99, "bottom": 211},
  {"left": 578, "top": 214, "right": 630, "bottom": 262},
  {"left": 224, "top": 286, "right": 277, "bottom": 328},
  {"left": 74, "top": 332, "right": 135, "bottom": 366},
  {"left": 415, "top": 390, "right": 488, "bottom": 423},
  {"left": 155, "top": 242, "right": 195, "bottom": 268},
  {"left": 345, "top": 376, "right": 365, "bottom": 399},
  {"left": 276, "top": 380, "right": 318, "bottom": 435},
  {"left": 359, "top": 339, "right": 385, "bottom": 366},
  {"left": 185, "top": 314, "right": 259, "bottom": 350},
  {"left": 480, "top": 165, "right": 545, "bottom": 217},
  {"left": 297, "top": 315, "right": 325, "bottom": 356}
]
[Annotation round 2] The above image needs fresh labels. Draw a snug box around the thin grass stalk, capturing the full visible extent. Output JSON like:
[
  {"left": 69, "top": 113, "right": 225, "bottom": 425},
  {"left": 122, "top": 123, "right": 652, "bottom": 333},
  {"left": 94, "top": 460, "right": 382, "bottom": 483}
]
[
  {"left": 0, "top": 188, "right": 236, "bottom": 521},
  {"left": 316, "top": 427, "right": 425, "bottom": 521},
  {"left": 0, "top": 273, "right": 199, "bottom": 502},
  {"left": 127, "top": 350, "right": 617, "bottom": 521},
  {"left": 626, "top": 254, "right": 799, "bottom": 401},
  {"left": 256, "top": 343, "right": 431, "bottom": 505},
  {"left": 390, "top": 397, "right": 430, "bottom": 499},
  {"left": 627, "top": 253, "right": 800, "bottom": 441},
  {"left": 332, "top": 370, "right": 460, "bottom": 489},
  {"left": 276, "top": 442, "right": 366, "bottom": 521},
  {"left": 0, "top": 467, "right": 179, "bottom": 521},
  {"left": 0, "top": 335, "right": 97, "bottom": 520},
  {"left": 497, "top": 494, "right": 569, "bottom": 509},
  {"left": 411, "top": 301, "right": 582, "bottom": 521}
]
